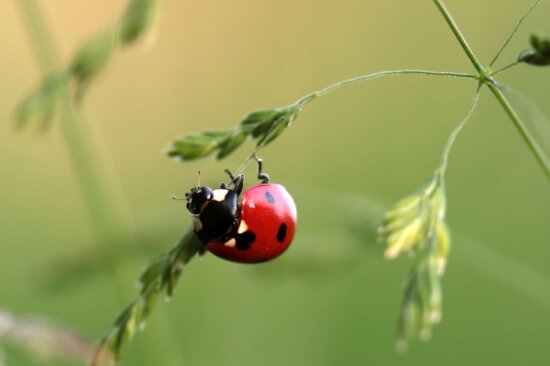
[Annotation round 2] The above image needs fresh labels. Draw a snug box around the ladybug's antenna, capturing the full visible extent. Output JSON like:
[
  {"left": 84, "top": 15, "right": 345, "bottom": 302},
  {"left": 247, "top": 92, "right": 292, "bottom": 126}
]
[
  {"left": 253, "top": 153, "right": 270, "bottom": 183},
  {"left": 171, "top": 195, "right": 187, "bottom": 201},
  {"left": 197, "top": 170, "right": 202, "bottom": 187}
]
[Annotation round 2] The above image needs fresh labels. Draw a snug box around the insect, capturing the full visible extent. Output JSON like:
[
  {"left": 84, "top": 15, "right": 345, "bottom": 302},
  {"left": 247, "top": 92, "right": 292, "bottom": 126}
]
[{"left": 184, "top": 156, "right": 297, "bottom": 263}]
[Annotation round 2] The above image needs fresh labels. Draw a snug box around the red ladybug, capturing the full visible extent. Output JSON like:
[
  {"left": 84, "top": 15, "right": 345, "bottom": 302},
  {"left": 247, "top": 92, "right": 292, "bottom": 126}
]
[{"left": 184, "top": 158, "right": 297, "bottom": 263}]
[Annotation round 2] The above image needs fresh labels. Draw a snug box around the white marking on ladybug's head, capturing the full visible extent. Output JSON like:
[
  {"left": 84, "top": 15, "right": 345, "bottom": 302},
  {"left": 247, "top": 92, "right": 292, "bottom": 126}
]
[
  {"left": 212, "top": 189, "right": 229, "bottom": 202},
  {"left": 224, "top": 238, "right": 236, "bottom": 247},
  {"left": 193, "top": 217, "right": 203, "bottom": 232},
  {"left": 237, "top": 220, "right": 248, "bottom": 234}
]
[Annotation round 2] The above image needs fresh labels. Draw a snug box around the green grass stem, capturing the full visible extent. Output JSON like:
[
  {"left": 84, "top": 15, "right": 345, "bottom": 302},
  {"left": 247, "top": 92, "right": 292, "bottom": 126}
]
[{"left": 16, "top": 1, "right": 185, "bottom": 364}]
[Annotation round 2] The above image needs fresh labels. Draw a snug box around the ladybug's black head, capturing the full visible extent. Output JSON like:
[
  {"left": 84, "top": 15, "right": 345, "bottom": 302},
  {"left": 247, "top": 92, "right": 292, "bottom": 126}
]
[{"left": 186, "top": 186, "right": 213, "bottom": 214}]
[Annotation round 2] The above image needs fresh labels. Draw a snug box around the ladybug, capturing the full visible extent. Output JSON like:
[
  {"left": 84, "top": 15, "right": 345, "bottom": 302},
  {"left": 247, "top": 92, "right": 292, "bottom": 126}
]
[{"left": 184, "top": 157, "right": 297, "bottom": 263}]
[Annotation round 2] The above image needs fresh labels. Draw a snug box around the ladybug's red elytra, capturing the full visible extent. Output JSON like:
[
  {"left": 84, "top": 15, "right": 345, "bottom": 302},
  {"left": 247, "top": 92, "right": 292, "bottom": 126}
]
[{"left": 184, "top": 157, "right": 297, "bottom": 263}]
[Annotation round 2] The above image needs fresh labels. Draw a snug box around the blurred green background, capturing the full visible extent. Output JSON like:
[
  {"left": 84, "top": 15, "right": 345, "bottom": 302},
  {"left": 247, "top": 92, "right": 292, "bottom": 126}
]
[{"left": 1, "top": 0, "right": 550, "bottom": 365}]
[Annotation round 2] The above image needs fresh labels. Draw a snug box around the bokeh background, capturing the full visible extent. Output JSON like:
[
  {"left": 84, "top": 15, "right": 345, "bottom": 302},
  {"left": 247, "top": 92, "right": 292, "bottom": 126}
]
[{"left": 1, "top": 0, "right": 550, "bottom": 365}]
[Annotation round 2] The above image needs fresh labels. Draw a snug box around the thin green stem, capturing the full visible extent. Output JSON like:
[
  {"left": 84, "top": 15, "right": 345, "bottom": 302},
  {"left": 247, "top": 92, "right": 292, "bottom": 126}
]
[
  {"left": 433, "top": 0, "right": 485, "bottom": 76},
  {"left": 486, "top": 81, "right": 550, "bottom": 179},
  {"left": 16, "top": 2, "right": 121, "bottom": 242},
  {"left": 439, "top": 83, "right": 482, "bottom": 175},
  {"left": 296, "top": 69, "right": 477, "bottom": 106},
  {"left": 489, "top": 0, "right": 542, "bottom": 67},
  {"left": 17, "top": 1, "right": 185, "bottom": 365},
  {"left": 492, "top": 61, "right": 520, "bottom": 76},
  {"left": 17, "top": 0, "right": 59, "bottom": 71}
]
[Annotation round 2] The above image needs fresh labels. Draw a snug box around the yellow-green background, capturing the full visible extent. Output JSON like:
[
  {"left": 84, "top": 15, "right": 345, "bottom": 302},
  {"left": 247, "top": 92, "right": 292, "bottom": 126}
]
[{"left": 1, "top": 0, "right": 550, "bottom": 365}]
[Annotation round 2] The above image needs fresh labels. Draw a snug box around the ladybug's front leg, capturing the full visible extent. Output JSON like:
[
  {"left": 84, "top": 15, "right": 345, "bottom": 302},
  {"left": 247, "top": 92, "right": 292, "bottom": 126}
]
[{"left": 222, "top": 169, "right": 244, "bottom": 195}]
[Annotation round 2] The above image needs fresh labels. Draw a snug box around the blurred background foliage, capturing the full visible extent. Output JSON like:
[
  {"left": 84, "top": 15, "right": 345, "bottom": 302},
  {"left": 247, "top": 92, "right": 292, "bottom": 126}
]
[{"left": 1, "top": 0, "right": 550, "bottom": 365}]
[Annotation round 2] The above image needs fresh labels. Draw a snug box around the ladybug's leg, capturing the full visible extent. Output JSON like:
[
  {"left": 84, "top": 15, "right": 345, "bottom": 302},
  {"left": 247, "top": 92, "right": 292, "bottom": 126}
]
[
  {"left": 232, "top": 175, "right": 244, "bottom": 195},
  {"left": 224, "top": 169, "right": 237, "bottom": 182},
  {"left": 254, "top": 154, "right": 270, "bottom": 183},
  {"left": 223, "top": 169, "right": 244, "bottom": 195}
]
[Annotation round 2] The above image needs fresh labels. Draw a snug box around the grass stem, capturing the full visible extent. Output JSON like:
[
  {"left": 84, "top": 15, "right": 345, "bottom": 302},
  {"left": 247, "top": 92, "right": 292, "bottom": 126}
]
[
  {"left": 492, "top": 61, "right": 520, "bottom": 75},
  {"left": 16, "top": 0, "right": 185, "bottom": 364},
  {"left": 438, "top": 83, "right": 482, "bottom": 177},
  {"left": 433, "top": 0, "right": 485, "bottom": 76},
  {"left": 489, "top": 0, "right": 542, "bottom": 67},
  {"left": 296, "top": 69, "right": 477, "bottom": 106}
]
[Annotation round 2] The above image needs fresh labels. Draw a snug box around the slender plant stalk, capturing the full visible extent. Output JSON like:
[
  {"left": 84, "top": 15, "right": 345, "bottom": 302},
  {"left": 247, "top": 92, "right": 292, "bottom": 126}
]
[
  {"left": 489, "top": 0, "right": 542, "bottom": 67},
  {"left": 16, "top": 1, "right": 122, "bottom": 252},
  {"left": 0, "top": 308, "right": 95, "bottom": 362},
  {"left": 439, "top": 83, "right": 482, "bottom": 175},
  {"left": 296, "top": 69, "right": 477, "bottom": 106},
  {"left": 433, "top": 0, "right": 486, "bottom": 76},
  {"left": 492, "top": 61, "right": 520, "bottom": 75},
  {"left": 17, "top": 0, "right": 60, "bottom": 72},
  {"left": 16, "top": 1, "right": 184, "bottom": 364},
  {"left": 317, "top": 70, "right": 477, "bottom": 95}
]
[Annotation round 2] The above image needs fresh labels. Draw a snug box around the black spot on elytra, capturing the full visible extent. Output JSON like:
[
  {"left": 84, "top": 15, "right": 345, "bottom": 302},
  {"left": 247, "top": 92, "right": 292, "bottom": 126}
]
[
  {"left": 236, "top": 231, "right": 256, "bottom": 250},
  {"left": 265, "top": 191, "right": 276, "bottom": 204},
  {"left": 276, "top": 223, "right": 287, "bottom": 243}
]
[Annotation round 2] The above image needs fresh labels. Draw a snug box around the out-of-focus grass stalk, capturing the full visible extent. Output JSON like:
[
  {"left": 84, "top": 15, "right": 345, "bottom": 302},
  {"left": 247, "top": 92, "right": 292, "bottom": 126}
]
[
  {"left": 0, "top": 308, "right": 95, "bottom": 362},
  {"left": 17, "top": 0, "right": 126, "bottom": 289},
  {"left": 16, "top": 1, "right": 183, "bottom": 365}
]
